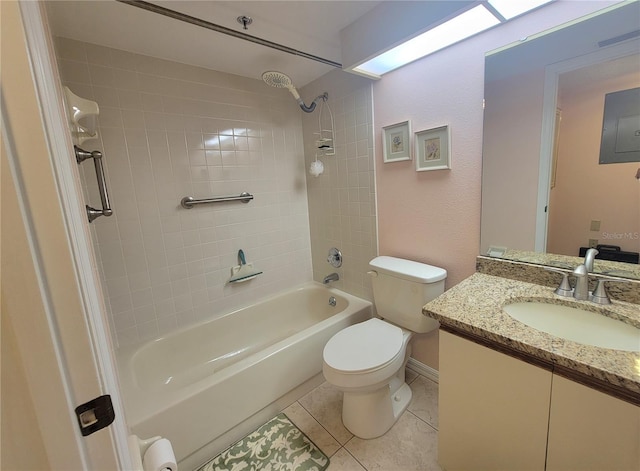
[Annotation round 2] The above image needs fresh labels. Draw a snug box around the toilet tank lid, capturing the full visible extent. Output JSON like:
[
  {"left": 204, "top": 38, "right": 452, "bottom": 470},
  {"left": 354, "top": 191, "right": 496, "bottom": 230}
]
[{"left": 369, "top": 256, "right": 447, "bottom": 283}]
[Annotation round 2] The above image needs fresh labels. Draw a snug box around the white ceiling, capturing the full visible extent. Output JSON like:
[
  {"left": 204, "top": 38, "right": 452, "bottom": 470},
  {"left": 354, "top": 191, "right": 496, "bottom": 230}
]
[
  {"left": 47, "top": 1, "right": 639, "bottom": 89},
  {"left": 46, "top": 0, "right": 382, "bottom": 87}
]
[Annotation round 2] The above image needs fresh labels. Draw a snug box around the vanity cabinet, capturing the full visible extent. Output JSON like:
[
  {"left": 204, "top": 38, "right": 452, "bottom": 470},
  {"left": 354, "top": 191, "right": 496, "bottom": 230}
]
[
  {"left": 439, "top": 331, "right": 552, "bottom": 470},
  {"left": 439, "top": 331, "right": 640, "bottom": 471},
  {"left": 546, "top": 375, "right": 640, "bottom": 470}
]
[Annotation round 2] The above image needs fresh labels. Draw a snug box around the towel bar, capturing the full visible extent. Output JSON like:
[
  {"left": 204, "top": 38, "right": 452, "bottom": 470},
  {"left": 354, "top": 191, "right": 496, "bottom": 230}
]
[
  {"left": 75, "top": 145, "right": 113, "bottom": 222},
  {"left": 181, "top": 192, "right": 253, "bottom": 208}
]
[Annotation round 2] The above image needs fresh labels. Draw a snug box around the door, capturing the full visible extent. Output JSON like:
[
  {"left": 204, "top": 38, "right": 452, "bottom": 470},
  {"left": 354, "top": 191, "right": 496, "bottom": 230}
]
[{"left": 1, "top": 1, "right": 131, "bottom": 469}]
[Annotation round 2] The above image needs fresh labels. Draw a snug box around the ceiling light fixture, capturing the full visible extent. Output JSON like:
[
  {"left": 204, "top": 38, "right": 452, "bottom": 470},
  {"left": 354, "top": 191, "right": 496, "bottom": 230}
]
[
  {"left": 351, "top": 0, "right": 555, "bottom": 78},
  {"left": 488, "top": 0, "right": 554, "bottom": 20}
]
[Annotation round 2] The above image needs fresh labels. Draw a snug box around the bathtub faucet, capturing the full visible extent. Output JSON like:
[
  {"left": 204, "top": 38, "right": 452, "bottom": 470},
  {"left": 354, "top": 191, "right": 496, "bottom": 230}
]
[{"left": 323, "top": 273, "right": 339, "bottom": 284}]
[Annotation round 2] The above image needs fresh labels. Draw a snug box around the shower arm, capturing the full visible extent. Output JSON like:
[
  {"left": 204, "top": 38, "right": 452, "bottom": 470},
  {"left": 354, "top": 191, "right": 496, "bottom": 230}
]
[
  {"left": 261, "top": 71, "right": 327, "bottom": 113},
  {"left": 294, "top": 91, "right": 328, "bottom": 113}
]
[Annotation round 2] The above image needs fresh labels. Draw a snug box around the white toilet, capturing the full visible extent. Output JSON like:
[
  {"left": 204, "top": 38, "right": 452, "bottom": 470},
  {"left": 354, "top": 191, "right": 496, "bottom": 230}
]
[{"left": 322, "top": 256, "right": 446, "bottom": 439}]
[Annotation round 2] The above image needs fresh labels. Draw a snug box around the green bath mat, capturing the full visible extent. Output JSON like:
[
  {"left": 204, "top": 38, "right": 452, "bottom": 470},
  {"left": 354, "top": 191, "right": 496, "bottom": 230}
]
[{"left": 196, "top": 413, "right": 330, "bottom": 471}]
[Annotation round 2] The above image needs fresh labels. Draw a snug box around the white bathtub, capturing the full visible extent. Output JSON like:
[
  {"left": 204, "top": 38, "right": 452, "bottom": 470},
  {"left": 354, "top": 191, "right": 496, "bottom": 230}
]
[{"left": 116, "top": 283, "right": 372, "bottom": 466}]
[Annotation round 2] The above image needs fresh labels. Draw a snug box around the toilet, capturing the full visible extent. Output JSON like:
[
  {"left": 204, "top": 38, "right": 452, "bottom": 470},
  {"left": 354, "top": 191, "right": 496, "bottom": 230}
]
[{"left": 322, "top": 256, "right": 446, "bottom": 439}]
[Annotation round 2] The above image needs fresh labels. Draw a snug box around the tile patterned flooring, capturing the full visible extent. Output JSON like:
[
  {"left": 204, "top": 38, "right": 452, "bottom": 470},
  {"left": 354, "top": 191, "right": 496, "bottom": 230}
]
[{"left": 283, "top": 370, "right": 443, "bottom": 471}]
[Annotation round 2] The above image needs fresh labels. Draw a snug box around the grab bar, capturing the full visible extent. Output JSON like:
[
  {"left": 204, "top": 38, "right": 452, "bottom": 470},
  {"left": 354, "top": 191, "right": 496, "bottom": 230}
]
[
  {"left": 75, "top": 145, "right": 113, "bottom": 222},
  {"left": 180, "top": 192, "right": 253, "bottom": 209}
]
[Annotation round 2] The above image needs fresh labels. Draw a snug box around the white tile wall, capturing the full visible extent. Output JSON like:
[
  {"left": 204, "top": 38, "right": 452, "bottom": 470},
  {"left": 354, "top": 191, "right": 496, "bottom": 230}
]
[
  {"left": 301, "top": 70, "right": 378, "bottom": 301},
  {"left": 55, "top": 38, "right": 313, "bottom": 347}
]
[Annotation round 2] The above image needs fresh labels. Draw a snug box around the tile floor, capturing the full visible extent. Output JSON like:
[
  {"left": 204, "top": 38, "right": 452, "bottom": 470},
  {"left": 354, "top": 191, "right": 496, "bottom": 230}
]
[{"left": 283, "top": 370, "right": 443, "bottom": 471}]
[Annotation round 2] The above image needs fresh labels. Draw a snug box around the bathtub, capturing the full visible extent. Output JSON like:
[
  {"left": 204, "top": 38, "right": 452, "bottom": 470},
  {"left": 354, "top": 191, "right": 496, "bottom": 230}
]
[{"left": 116, "top": 283, "right": 372, "bottom": 466}]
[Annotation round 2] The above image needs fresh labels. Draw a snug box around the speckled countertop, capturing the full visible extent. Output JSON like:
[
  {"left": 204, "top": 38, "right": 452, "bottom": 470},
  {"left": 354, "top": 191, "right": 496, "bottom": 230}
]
[{"left": 423, "top": 273, "right": 640, "bottom": 401}]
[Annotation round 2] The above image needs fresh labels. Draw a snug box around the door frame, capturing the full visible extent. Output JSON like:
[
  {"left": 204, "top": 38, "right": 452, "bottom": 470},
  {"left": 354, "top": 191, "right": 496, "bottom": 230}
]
[{"left": 8, "top": 1, "right": 133, "bottom": 468}]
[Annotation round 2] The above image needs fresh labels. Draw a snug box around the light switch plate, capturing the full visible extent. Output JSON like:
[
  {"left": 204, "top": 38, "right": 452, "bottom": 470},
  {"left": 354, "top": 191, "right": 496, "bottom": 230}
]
[
  {"left": 589, "top": 239, "right": 599, "bottom": 248},
  {"left": 590, "top": 220, "right": 601, "bottom": 231}
]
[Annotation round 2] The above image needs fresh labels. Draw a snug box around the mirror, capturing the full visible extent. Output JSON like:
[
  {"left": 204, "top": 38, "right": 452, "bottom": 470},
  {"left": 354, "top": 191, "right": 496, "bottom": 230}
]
[{"left": 480, "top": 1, "right": 640, "bottom": 280}]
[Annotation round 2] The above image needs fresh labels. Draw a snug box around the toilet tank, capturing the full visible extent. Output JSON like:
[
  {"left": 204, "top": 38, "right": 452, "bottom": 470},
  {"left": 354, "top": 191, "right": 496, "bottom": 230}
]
[{"left": 369, "top": 256, "right": 446, "bottom": 333}]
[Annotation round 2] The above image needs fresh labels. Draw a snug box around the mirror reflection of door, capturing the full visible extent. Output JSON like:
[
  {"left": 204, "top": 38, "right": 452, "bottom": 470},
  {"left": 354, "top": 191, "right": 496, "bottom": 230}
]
[
  {"left": 546, "top": 55, "right": 640, "bottom": 261},
  {"left": 479, "top": 1, "right": 640, "bottom": 274}
]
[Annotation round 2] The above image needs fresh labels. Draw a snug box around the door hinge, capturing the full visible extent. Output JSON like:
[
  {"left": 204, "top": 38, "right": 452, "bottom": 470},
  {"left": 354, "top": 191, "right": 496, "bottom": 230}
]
[{"left": 75, "top": 395, "right": 115, "bottom": 436}]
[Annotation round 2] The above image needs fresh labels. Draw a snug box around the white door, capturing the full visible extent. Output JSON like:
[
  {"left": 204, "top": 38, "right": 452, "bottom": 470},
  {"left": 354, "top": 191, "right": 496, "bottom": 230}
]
[{"left": 1, "top": 1, "right": 131, "bottom": 469}]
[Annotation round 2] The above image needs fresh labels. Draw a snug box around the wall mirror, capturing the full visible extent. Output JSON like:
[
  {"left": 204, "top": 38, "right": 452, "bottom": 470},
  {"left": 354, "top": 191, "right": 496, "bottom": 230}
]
[{"left": 480, "top": 1, "right": 640, "bottom": 280}]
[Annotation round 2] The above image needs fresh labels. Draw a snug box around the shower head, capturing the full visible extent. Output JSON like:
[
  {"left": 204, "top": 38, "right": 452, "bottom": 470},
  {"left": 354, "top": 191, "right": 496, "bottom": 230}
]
[
  {"left": 261, "top": 70, "right": 326, "bottom": 113},
  {"left": 262, "top": 71, "right": 293, "bottom": 89},
  {"left": 262, "top": 70, "right": 301, "bottom": 100}
]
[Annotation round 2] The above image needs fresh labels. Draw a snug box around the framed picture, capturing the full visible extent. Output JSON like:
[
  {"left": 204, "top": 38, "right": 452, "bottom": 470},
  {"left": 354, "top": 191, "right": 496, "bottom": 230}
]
[
  {"left": 382, "top": 121, "right": 411, "bottom": 163},
  {"left": 415, "top": 125, "right": 451, "bottom": 171}
]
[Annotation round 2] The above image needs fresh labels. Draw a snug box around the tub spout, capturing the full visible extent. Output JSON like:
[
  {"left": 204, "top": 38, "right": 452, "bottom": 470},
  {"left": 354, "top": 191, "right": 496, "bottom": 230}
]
[{"left": 323, "top": 273, "right": 339, "bottom": 284}]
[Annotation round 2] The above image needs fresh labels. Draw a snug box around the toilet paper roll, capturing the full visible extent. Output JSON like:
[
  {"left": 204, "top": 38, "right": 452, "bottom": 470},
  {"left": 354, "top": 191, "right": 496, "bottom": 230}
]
[{"left": 142, "top": 438, "right": 177, "bottom": 471}]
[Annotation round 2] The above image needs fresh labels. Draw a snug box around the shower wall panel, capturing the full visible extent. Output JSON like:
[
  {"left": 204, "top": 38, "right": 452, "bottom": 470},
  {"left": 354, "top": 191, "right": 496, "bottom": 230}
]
[
  {"left": 54, "top": 38, "right": 312, "bottom": 347},
  {"left": 301, "top": 70, "right": 377, "bottom": 302}
]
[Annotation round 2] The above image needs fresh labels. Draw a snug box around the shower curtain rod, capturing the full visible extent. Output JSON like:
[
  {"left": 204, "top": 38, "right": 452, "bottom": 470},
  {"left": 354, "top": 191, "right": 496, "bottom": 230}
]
[{"left": 116, "top": 0, "right": 343, "bottom": 68}]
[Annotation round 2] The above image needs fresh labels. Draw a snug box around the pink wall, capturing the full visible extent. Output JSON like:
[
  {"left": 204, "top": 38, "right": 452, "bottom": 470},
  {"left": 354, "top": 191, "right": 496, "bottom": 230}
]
[
  {"left": 372, "top": 2, "right": 612, "bottom": 368},
  {"left": 374, "top": 1, "right": 614, "bottom": 289},
  {"left": 374, "top": 49, "right": 484, "bottom": 289}
]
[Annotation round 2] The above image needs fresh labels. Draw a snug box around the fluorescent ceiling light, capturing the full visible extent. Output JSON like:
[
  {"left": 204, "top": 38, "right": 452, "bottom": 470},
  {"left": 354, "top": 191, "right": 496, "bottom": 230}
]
[
  {"left": 354, "top": 5, "right": 500, "bottom": 77},
  {"left": 489, "top": 0, "right": 554, "bottom": 20},
  {"left": 351, "top": 0, "right": 558, "bottom": 78}
]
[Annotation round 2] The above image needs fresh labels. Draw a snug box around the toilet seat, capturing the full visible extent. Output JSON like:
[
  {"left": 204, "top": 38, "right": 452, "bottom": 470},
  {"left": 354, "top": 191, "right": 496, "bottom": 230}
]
[{"left": 323, "top": 318, "right": 403, "bottom": 373}]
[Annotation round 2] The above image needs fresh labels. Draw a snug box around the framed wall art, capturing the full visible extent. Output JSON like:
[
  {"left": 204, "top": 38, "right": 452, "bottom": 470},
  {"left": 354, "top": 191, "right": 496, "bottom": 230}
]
[
  {"left": 415, "top": 125, "right": 451, "bottom": 171},
  {"left": 382, "top": 121, "right": 411, "bottom": 163}
]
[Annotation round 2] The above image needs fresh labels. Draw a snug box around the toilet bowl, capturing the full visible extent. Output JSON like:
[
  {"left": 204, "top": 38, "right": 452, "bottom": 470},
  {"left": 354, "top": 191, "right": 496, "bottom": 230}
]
[
  {"left": 322, "top": 256, "right": 446, "bottom": 439},
  {"left": 323, "top": 318, "right": 413, "bottom": 439}
]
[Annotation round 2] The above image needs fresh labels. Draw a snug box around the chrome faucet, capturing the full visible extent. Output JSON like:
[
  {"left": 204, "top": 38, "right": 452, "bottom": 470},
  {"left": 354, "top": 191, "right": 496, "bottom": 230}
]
[
  {"left": 323, "top": 272, "right": 339, "bottom": 284},
  {"left": 572, "top": 264, "right": 589, "bottom": 300},
  {"left": 550, "top": 248, "right": 624, "bottom": 305},
  {"left": 583, "top": 247, "right": 598, "bottom": 273},
  {"left": 573, "top": 248, "right": 598, "bottom": 301}
]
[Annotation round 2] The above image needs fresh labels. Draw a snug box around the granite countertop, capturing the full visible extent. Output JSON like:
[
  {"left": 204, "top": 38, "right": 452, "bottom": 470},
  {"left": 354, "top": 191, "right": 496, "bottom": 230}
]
[{"left": 423, "top": 272, "right": 640, "bottom": 401}]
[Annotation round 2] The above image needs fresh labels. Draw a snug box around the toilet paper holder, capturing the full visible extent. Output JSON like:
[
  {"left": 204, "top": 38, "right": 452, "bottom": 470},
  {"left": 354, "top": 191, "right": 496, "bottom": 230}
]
[
  {"left": 128, "top": 435, "right": 176, "bottom": 471},
  {"left": 138, "top": 435, "right": 163, "bottom": 456}
]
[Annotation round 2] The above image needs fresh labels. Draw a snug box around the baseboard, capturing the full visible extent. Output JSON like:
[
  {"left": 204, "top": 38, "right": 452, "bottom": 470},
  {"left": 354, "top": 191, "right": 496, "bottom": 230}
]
[{"left": 407, "top": 357, "right": 439, "bottom": 383}]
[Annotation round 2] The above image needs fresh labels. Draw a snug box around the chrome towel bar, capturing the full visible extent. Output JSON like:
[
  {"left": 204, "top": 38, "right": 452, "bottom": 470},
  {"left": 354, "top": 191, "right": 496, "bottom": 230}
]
[
  {"left": 75, "top": 146, "right": 113, "bottom": 223},
  {"left": 181, "top": 192, "right": 253, "bottom": 208}
]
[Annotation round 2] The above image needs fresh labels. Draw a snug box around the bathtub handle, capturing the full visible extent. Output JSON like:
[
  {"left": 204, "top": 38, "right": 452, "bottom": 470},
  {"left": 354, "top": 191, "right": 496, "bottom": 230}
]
[{"left": 367, "top": 270, "right": 378, "bottom": 277}]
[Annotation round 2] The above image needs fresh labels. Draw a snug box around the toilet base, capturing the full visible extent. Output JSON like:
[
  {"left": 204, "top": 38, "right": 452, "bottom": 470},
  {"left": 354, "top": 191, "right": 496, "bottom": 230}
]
[{"left": 342, "top": 382, "right": 412, "bottom": 439}]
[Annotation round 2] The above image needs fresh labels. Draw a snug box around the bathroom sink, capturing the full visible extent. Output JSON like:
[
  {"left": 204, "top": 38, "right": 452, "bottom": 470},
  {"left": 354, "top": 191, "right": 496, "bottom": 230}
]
[{"left": 503, "top": 301, "right": 640, "bottom": 352}]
